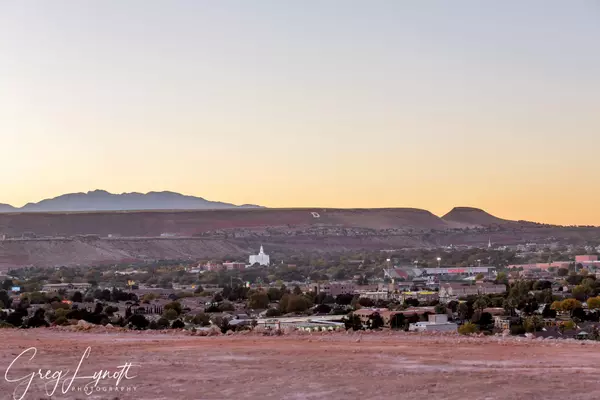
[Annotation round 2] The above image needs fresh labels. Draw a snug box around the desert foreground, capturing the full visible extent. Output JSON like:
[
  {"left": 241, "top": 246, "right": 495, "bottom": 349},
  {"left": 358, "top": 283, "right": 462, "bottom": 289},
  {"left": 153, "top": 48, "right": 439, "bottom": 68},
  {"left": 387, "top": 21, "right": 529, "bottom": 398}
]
[{"left": 1, "top": 330, "right": 599, "bottom": 400}]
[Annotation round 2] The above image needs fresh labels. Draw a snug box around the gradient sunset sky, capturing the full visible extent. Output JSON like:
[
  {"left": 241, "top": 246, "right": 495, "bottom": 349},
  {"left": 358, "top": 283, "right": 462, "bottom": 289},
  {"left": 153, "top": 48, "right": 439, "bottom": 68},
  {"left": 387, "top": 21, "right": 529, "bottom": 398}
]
[{"left": 1, "top": 1, "right": 599, "bottom": 225}]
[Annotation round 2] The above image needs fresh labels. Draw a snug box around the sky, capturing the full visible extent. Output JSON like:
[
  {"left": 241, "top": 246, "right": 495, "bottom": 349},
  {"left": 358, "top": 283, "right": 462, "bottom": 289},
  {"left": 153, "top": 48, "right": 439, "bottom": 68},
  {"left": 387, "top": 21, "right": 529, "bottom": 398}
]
[{"left": 1, "top": 1, "right": 599, "bottom": 225}]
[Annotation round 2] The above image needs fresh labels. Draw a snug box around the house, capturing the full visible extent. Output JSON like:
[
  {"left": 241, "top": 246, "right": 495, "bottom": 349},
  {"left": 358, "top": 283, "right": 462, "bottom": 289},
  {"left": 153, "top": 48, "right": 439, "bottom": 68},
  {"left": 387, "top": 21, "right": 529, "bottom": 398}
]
[{"left": 408, "top": 314, "right": 457, "bottom": 332}]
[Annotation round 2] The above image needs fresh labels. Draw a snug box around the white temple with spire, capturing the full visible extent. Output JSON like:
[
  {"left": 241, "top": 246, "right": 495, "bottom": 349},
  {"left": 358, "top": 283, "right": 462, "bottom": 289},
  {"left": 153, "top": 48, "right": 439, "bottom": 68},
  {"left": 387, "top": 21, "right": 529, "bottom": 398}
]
[{"left": 249, "top": 245, "right": 270, "bottom": 266}]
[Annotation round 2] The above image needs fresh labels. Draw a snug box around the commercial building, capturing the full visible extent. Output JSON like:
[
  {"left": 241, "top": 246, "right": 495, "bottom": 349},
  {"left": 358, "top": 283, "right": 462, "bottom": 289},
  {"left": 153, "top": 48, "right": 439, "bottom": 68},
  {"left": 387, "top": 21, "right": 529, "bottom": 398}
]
[{"left": 249, "top": 246, "right": 270, "bottom": 266}]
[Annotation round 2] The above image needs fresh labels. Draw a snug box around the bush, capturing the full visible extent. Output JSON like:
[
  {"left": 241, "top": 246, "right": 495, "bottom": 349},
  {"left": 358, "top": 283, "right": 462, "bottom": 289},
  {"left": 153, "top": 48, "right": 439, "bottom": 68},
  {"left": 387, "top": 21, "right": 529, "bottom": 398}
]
[
  {"left": 218, "top": 301, "right": 235, "bottom": 312},
  {"left": 265, "top": 308, "right": 282, "bottom": 317},
  {"left": 157, "top": 317, "right": 170, "bottom": 329},
  {"left": 54, "top": 316, "right": 70, "bottom": 326},
  {"left": 458, "top": 322, "right": 479, "bottom": 335},
  {"left": 510, "top": 324, "right": 526, "bottom": 335}
]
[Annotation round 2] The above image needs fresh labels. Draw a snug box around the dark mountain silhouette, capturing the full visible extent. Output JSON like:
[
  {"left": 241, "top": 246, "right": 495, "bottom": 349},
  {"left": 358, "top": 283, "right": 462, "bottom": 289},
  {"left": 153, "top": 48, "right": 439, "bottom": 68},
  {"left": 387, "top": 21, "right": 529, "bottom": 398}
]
[
  {"left": 1, "top": 190, "right": 263, "bottom": 212},
  {"left": 0, "top": 203, "right": 16, "bottom": 213},
  {"left": 442, "top": 207, "right": 509, "bottom": 226}
]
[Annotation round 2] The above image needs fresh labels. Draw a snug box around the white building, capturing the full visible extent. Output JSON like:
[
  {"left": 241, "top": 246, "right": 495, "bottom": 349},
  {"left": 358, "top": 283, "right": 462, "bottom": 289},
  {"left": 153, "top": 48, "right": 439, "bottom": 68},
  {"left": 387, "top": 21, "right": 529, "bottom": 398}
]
[
  {"left": 249, "top": 246, "right": 270, "bottom": 266},
  {"left": 408, "top": 314, "right": 457, "bottom": 332}
]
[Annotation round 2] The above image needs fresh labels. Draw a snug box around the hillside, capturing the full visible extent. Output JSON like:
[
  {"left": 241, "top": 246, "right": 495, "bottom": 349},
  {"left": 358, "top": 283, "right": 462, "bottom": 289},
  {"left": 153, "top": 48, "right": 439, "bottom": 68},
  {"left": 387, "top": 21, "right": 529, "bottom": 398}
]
[
  {"left": 442, "top": 207, "right": 510, "bottom": 226},
  {"left": 1, "top": 190, "right": 263, "bottom": 212},
  {"left": 0, "top": 208, "right": 449, "bottom": 237}
]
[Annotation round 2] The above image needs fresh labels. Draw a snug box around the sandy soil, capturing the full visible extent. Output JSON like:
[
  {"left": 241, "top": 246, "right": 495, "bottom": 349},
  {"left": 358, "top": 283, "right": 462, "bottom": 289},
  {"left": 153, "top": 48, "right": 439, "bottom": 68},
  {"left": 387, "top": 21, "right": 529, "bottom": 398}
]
[{"left": 0, "top": 329, "right": 599, "bottom": 400}]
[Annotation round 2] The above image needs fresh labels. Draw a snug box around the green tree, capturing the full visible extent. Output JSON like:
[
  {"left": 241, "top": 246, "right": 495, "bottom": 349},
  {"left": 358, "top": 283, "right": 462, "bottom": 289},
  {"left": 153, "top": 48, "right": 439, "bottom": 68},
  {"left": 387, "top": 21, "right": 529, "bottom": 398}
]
[
  {"left": 164, "top": 301, "right": 182, "bottom": 315},
  {"left": 458, "top": 302, "right": 470, "bottom": 321},
  {"left": 473, "top": 296, "right": 489, "bottom": 313},
  {"left": 286, "top": 295, "right": 311, "bottom": 313},
  {"left": 248, "top": 292, "right": 270, "bottom": 309},
  {"left": 587, "top": 296, "right": 600, "bottom": 310},
  {"left": 163, "top": 308, "right": 179, "bottom": 321}
]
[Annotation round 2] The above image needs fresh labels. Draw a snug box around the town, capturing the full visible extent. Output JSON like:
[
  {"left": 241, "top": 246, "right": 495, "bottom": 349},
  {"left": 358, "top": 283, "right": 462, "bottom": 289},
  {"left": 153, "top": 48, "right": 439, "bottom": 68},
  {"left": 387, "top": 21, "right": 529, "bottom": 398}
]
[{"left": 2, "top": 242, "right": 600, "bottom": 340}]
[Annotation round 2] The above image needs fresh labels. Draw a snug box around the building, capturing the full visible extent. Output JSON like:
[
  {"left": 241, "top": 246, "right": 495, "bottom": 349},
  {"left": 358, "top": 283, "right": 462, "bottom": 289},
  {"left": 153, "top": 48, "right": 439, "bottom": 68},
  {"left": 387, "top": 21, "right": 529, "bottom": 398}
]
[
  {"left": 507, "top": 262, "right": 572, "bottom": 271},
  {"left": 249, "top": 246, "right": 270, "bottom": 266},
  {"left": 223, "top": 262, "right": 246, "bottom": 271},
  {"left": 408, "top": 314, "right": 457, "bottom": 332},
  {"left": 311, "top": 282, "right": 355, "bottom": 297},
  {"left": 396, "top": 291, "right": 439, "bottom": 304},
  {"left": 359, "top": 291, "right": 390, "bottom": 301},
  {"left": 439, "top": 282, "right": 506, "bottom": 301},
  {"left": 576, "top": 255, "right": 598, "bottom": 263},
  {"left": 41, "top": 283, "right": 91, "bottom": 292}
]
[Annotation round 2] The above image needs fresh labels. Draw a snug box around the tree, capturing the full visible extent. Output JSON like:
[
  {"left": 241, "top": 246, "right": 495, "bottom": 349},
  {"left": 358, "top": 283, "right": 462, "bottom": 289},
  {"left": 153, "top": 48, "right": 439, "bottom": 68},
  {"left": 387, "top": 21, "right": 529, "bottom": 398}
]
[
  {"left": 458, "top": 322, "right": 478, "bottom": 335},
  {"left": 572, "top": 285, "right": 593, "bottom": 302},
  {"left": 164, "top": 301, "right": 182, "bottom": 315},
  {"left": 367, "top": 314, "right": 384, "bottom": 330},
  {"left": 128, "top": 314, "right": 149, "bottom": 330},
  {"left": 0, "top": 290, "right": 12, "bottom": 309},
  {"left": 554, "top": 298, "right": 582, "bottom": 313},
  {"left": 343, "top": 314, "right": 363, "bottom": 331},
  {"left": 557, "top": 268, "right": 569, "bottom": 277},
  {"left": 171, "top": 319, "right": 185, "bottom": 329},
  {"left": 1, "top": 279, "right": 13, "bottom": 291},
  {"left": 587, "top": 296, "right": 600, "bottom": 311},
  {"left": 389, "top": 313, "right": 405, "bottom": 330},
  {"left": 163, "top": 309, "right": 179, "bottom": 321},
  {"left": 314, "top": 304, "right": 331, "bottom": 314},
  {"left": 523, "top": 316, "right": 543, "bottom": 333},
  {"left": 265, "top": 308, "right": 282, "bottom": 317},
  {"left": 473, "top": 296, "right": 489, "bottom": 313},
  {"left": 27, "top": 309, "right": 49, "bottom": 328},
  {"left": 286, "top": 295, "right": 311, "bottom": 313},
  {"left": 248, "top": 292, "right": 270, "bottom": 310},
  {"left": 458, "top": 302, "right": 470, "bottom": 321},
  {"left": 475, "top": 273, "right": 484, "bottom": 281},
  {"left": 71, "top": 291, "right": 83, "bottom": 303},
  {"left": 293, "top": 285, "right": 303, "bottom": 296},
  {"left": 335, "top": 293, "right": 354, "bottom": 305},
  {"left": 267, "top": 287, "right": 282, "bottom": 302},
  {"left": 157, "top": 317, "right": 170, "bottom": 329},
  {"left": 358, "top": 297, "right": 374, "bottom": 307},
  {"left": 434, "top": 304, "right": 447, "bottom": 314}
]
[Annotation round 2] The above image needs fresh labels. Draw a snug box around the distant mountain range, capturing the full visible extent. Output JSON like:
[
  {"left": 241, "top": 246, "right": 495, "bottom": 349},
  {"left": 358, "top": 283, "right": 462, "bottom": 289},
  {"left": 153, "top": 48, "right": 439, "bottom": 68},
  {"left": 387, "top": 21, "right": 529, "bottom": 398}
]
[{"left": 0, "top": 190, "right": 264, "bottom": 212}]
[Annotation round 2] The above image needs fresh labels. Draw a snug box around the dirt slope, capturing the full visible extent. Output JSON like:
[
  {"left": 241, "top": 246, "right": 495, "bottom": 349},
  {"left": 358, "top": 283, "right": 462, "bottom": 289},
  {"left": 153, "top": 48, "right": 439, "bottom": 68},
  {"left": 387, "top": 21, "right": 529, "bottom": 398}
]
[{"left": 1, "top": 330, "right": 599, "bottom": 400}]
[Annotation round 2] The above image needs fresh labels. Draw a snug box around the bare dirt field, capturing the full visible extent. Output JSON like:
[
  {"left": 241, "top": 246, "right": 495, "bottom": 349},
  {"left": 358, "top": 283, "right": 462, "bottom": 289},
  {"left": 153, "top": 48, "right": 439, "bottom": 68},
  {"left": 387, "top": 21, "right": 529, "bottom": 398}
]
[{"left": 1, "top": 330, "right": 600, "bottom": 400}]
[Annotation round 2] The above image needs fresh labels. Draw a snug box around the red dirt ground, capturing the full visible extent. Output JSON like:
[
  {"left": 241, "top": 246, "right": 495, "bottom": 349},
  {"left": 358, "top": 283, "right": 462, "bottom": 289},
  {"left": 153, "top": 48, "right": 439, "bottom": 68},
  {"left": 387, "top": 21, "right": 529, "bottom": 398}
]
[{"left": 1, "top": 329, "right": 599, "bottom": 400}]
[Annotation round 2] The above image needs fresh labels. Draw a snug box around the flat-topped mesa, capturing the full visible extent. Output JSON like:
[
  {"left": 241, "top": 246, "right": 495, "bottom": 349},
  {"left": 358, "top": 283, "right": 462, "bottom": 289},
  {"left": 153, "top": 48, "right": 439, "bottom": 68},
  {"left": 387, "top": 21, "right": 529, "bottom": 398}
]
[{"left": 442, "top": 206, "right": 510, "bottom": 226}]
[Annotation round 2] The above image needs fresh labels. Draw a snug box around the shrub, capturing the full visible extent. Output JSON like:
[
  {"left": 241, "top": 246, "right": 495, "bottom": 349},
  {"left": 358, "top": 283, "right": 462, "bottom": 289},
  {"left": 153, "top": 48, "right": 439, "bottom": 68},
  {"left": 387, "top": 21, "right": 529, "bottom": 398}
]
[{"left": 458, "top": 322, "right": 479, "bottom": 335}]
